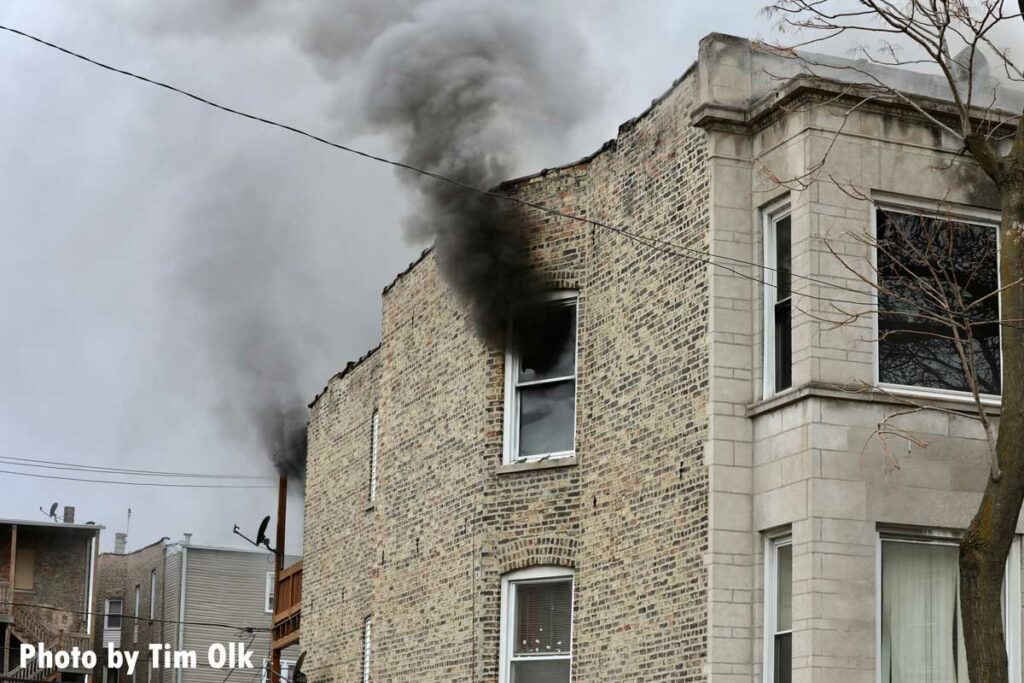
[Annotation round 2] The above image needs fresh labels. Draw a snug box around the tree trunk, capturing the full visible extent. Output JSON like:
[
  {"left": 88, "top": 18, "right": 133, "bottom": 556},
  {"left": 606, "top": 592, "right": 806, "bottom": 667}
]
[{"left": 961, "top": 187, "right": 1024, "bottom": 683}]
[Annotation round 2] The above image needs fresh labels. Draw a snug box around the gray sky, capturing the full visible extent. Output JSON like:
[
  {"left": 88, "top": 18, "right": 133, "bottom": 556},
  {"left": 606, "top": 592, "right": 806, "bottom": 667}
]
[{"left": 0, "top": 1, "right": 771, "bottom": 553}]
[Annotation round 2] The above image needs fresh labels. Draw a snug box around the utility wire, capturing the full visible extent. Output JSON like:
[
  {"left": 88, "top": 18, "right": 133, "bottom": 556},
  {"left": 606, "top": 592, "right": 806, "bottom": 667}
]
[
  {"left": 221, "top": 634, "right": 259, "bottom": 683},
  {"left": 0, "top": 23, "right": 877, "bottom": 309},
  {"left": 3, "top": 601, "right": 272, "bottom": 632},
  {"left": 0, "top": 455, "right": 274, "bottom": 480},
  {"left": 0, "top": 468, "right": 275, "bottom": 489}
]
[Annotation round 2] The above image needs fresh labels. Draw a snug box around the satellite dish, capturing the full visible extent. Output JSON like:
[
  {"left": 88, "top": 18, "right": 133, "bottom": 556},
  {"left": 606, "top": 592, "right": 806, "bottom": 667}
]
[
  {"left": 48, "top": 502, "right": 58, "bottom": 519},
  {"left": 291, "top": 652, "right": 306, "bottom": 683},
  {"left": 256, "top": 516, "right": 271, "bottom": 547}
]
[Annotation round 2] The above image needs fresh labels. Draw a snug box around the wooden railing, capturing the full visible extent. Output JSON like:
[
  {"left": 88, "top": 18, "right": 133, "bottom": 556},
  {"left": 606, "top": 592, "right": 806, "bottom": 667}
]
[
  {"left": 12, "top": 603, "right": 53, "bottom": 645},
  {"left": 271, "top": 560, "right": 301, "bottom": 650},
  {"left": 5, "top": 604, "right": 90, "bottom": 679},
  {"left": 0, "top": 580, "right": 9, "bottom": 615}
]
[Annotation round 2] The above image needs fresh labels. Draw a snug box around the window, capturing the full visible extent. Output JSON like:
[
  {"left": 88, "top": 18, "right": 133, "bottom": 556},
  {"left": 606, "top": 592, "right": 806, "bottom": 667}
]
[
  {"left": 104, "top": 599, "right": 123, "bottom": 630},
  {"left": 261, "top": 658, "right": 294, "bottom": 683},
  {"left": 763, "top": 203, "right": 792, "bottom": 397},
  {"left": 103, "top": 666, "right": 118, "bottom": 683},
  {"left": 133, "top": 584, "right": 140, "bottom": 643},
  {"left": 876, "top": 206, "right": 1000, "bottom": 396},
  {"left": 368, "top": 410, "right": 380, "bottom": 504},
  {"left": 503, "top": 293, "right": 578, "bottom": 463},
  {"left": 14, "top": 547, "right": 34, "bottom": 590},
  {"left": 764, "top": 535, "right": 792, "bottom": 683},
  {"left": 879, "top": 532, "right": 1021, "bottom": 682},
  {"left": 500, "top": 566, "right": 574, "bottom": 683},
  {"left": 265, "top": 571, "right": 275, "bottom": 614},
  {"left": 362, "top": 616, "right": 372, "bottom": 683},
  {"left": 149, "top": 570, "right": 157, "bottom": 620}
]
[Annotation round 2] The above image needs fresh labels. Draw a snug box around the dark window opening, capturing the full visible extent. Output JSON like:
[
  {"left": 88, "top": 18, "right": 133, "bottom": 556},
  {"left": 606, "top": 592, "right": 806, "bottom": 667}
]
[
  {"left": 876, "top": 209, "right": 1000, "bottom": 395},
  {"left": 772, "top": 215, "right": 793, "bottom": 393},
  {"left": 508, "top": 296, "right": 577, "bottom": 460}
]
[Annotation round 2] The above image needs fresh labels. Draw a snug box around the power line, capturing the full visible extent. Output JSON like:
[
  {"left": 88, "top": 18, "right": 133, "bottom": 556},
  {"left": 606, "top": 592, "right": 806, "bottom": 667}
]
[
  {"left": 0, "top": 23, "right": 876, "bottom": 309},
  {"left": 0, "top": 468, "right": 274, "bottom": 489},
  {"left": 0, "top": 455, "right": 273, "bottom": 480},
  {"left": 3, "top": 601, "right": 271, "bottom": 632},
  {"left": 221, "top": 634, "right": 258, "bottom": 683}
]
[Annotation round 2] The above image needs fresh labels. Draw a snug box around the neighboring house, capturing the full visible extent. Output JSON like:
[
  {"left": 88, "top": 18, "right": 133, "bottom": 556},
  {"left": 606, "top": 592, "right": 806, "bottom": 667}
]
[
  {"left": 0, "top": 509, "right": 102, "bottom": 682},
  {"left": 300, "top": 32, "right": 1024, "bottom": 683},
  {"left": 94, "top": 534, "right": 298, "bottom": 683}
]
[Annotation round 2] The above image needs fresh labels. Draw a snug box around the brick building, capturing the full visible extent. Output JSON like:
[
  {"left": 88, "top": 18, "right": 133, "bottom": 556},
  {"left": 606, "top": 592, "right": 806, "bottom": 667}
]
[
  {"left": 0, "top": 509, "right": 101, "bottom": 682},
  {"left": 94, "top": 534, "right": 299, "bottom": 683},
  {"left": 302, "top": 34, "right": 1024, "bottom": 682}
]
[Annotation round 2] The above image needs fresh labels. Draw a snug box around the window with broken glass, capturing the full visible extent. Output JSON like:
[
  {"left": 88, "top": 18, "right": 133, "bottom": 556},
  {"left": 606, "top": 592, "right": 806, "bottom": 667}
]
[
  {"left": 503, "top": 293, "right": 577, "bottom": 463},
  {"left": 876, "top": 208, "right": 1000, "bottom": 396}
]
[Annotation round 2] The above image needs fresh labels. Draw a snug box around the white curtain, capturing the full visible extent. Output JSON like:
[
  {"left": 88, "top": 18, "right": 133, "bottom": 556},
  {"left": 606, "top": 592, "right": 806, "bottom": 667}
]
[{"left": 882, "top": 541, "right": 968, "bottom": 683}]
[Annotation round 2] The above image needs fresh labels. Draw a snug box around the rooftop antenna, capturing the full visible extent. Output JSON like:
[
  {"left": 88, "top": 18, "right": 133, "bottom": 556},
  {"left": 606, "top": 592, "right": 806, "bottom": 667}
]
[{"left": 39, "top": 502, "right": 58, "bottom": 521}]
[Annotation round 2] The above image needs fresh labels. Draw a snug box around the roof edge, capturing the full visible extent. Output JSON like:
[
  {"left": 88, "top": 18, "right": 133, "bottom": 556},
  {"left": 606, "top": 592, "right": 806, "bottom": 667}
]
[{"left": 308, "top": 344, "right": 381, "bottom": 409}]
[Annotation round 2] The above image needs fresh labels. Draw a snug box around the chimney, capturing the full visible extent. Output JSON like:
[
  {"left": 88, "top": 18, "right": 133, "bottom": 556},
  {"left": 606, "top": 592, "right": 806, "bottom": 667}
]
[
  {"left": 114, "top": 532, "right": 127, "bottom": 554},
  {"left": 63, "top": 506, "right": 75, "bottom": 524},
  {"left": 182, "top": 532, "right": 192, "bottom": 545}
]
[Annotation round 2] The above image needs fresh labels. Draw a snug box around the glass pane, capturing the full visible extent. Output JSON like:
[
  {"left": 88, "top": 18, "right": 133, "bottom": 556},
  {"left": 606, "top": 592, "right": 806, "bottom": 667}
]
[
  {"left": 881, "top": 541, "right": 967, "bottom": 683},
  {"left": 877, "top": 210, "right": 1000, "bottom": 395},
  {"left": 777, "top": 544, "right": 792, "bottom": 632},
  {"left": 775, "top": 215, "right": 792, "bottom": 300},
  {"left": 774, "top": 300, "right": 792, "bottom": 392},
  {"left": 514, "top": 580, "right": 572, "bottom": 655},
  {"left": 516, "top": 301, "right": 577, "bottom": 382},
  {"left": 518, "top": 381, "right": 575, "bottom": 457},
  {"left": 774, "top": 633, "right": 792, "bottom": 683},
  {"left": 510, "top": 659, "right": 570, "bottom": 683}
]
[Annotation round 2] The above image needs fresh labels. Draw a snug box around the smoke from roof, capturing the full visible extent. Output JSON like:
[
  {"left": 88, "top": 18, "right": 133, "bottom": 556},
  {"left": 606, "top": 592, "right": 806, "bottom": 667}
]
[{"left": 154, "top": 0, "right": 599, "bottom": 476}]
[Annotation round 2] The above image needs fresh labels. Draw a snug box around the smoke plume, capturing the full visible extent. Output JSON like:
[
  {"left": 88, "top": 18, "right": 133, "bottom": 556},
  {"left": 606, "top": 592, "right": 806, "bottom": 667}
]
[
  {"left": 153, "top": 0, "right": 599, "bottom": 475},
  {"left": 354, "top": 1, "right": 597, "bottom": 352}
]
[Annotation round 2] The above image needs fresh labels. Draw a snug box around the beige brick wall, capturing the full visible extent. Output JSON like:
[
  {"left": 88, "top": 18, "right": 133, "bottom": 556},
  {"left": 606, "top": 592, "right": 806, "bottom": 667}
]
[{"left": 303, "top": 65, "right": 711, "bottom": 682}]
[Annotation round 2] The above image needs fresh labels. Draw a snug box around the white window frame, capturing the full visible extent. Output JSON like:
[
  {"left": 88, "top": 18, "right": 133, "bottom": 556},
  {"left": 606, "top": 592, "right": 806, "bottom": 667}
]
[
  {"left": 104, "top": 598, "right": 123, "bottom": 630},
  {"left": 763, "top": 533, "right": 792, "bottom": 683},
  {"left": 261, "top": 658, "right": 294, "bottom": 683},
  {"left": 265, "top": 571, "right": 274, "bottom": 614},
  {"left": 132, "top": 584, "right": 140, "bottom": 643},
  {"left": 875, "top": 528, "right": 1021, "bottom": 683},
  {"left": 502, "top": 291, "right": 579, "bottom": 464},
  {"left": 871, "top": 194, "right": 1003, "bottom": 405},
  {"left": 149, "top": 570, "right": 157, "bottom": 620},
  {"left": 499, "top": 565, "right": 575, "bottom": 683},
  {"left": 362, "top": 616, "right": 372, "bottom": 683},
  {"left": 762, "top": 197, "right": 793, "bottom": 399},
  {"left": 368, "top": 410, "right": 380, "bottom": 504}
]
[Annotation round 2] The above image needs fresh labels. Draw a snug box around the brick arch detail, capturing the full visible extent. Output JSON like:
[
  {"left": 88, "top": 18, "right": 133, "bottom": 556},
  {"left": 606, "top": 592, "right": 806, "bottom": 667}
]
[{"left": 491, "top": 536, "right": 578, "bottom": 575}]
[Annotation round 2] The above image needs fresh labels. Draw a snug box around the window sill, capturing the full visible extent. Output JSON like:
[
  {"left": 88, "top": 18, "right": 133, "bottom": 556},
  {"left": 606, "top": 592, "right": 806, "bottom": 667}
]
[
  {"left": 496, "top": 455, "right": 578, "bottom": 475},
  {"left": 747, "top": 381, "right": 1002, "bottom": 418}
]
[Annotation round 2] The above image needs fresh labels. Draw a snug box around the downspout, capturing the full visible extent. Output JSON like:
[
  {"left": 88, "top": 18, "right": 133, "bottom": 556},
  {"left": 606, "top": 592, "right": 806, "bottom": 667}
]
[
  {"left": 86, "top": 531, "right": 98, "bottom": 636},
  {"left": 176, "top": 545, "right": 188, "bottom": 683},
  {"left": 84, "top": 532, "right": 98, "bottom": 683}
]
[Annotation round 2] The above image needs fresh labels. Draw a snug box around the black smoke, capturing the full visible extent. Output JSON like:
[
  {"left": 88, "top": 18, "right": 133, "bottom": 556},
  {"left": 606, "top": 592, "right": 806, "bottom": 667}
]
[
  {"left": 152, "top": 0, "right": 598, "bottom": 475},
  {"left": 356, "top": 0, "right": 596, "bottom": 357}
]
